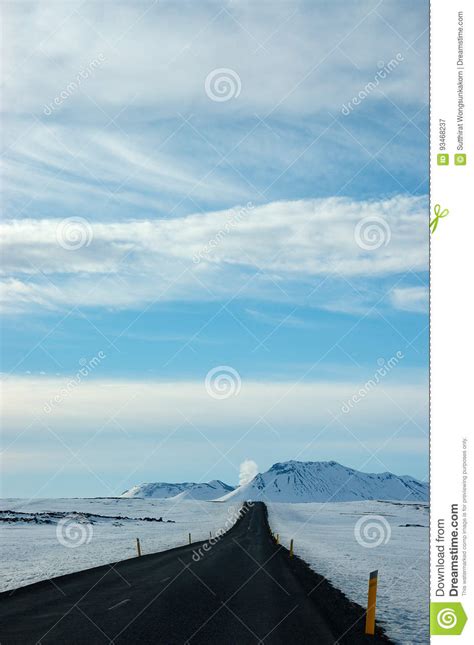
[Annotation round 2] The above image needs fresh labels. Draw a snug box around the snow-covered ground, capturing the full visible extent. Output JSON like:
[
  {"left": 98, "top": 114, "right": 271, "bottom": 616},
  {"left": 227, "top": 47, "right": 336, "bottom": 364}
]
[
  {"left": 267, "top": 500, "right": 429, "bottom": 645},
  {"left": 1, "top": 497, "right": 428, "bottom": 644},
  {"left": 0, "top": 497, "right": 242, "bottom": 592}
]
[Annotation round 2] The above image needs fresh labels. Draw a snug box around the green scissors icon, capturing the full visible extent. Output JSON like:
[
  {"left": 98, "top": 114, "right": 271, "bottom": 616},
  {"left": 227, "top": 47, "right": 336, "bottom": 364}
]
[{"left": 430, "top": 204, "right": 449, "bottom": 234}]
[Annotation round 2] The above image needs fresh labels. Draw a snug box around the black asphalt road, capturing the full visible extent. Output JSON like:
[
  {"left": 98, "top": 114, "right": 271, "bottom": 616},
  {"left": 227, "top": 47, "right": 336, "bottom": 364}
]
[{"left": 0, "top": 502, "right": 390, "bottom": 644}]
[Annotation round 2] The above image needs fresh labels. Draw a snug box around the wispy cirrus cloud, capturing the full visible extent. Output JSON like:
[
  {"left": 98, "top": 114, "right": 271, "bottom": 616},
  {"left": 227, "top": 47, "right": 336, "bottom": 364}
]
[
  {"left": 390, "top": 286, "right": 428, "bottom": 313},
  {"left": 1, "top": 195, "right": 427, "bottom": 314},
  {"left": 2, "top": 0, "right": 429, "bottom": 224},
  {"left": 3, "top": 1, "right": 428, "bottom": 119}
]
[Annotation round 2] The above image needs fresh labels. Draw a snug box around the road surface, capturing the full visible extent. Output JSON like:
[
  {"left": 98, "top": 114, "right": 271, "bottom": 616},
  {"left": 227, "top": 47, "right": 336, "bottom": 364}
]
[{"left": 0, "top": 502, "right": 390, "bottom": 644}]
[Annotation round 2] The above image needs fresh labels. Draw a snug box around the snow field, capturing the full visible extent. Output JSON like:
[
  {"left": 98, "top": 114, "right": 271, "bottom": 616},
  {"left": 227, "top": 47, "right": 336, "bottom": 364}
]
[
  {"left": 267, "top": 500, "right": 428, "bottom": 644},
  {"left": 0, "top": 497, "right": 242, "bottom": 592}
]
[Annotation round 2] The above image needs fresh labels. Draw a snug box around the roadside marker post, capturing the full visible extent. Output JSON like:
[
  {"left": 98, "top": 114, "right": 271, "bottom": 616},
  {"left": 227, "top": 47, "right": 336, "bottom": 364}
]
[
  {"left": 136, "top": 537, "right": 142, "bottom": 557},
  {"left": 188, "top": 532, "right": 192, "bottom": 545},
  {"left": 365, "top": 570, "right": 378, "bottom": 635},
  {"left": 290, "top": 539, "right": 294, "bottom": 557},
  {"left": 276, "top": 533, "right": 280, "bottom": 545}
]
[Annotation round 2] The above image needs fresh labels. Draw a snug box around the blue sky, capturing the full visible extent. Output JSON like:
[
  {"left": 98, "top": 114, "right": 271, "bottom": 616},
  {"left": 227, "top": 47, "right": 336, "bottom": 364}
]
[{"left": 1, "top": 0, "right": 429, "bottom": 497}]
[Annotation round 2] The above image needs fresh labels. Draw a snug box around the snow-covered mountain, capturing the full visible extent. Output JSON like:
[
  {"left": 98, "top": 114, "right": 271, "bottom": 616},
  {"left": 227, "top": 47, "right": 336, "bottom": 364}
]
[
  {"left": 121, "top": 480, "right": 234, "bottom": 500},
  {"left": 122, "top": 461, "right": 428, "bottom": 503},
  {"left": 217, "top": 461, "right": 428, "bottom": 503}
]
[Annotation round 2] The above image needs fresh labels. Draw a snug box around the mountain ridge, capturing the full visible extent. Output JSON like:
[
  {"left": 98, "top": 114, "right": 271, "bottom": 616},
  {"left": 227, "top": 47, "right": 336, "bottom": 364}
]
[
  {"left": 121, "top": 479, "right": 234, "bottom": 500},
  {"left": 217, "top": 460, "right": 428, "bottom": 503},
  {"left": 121, "top": 461, "right": 428, "bottom": 503}
]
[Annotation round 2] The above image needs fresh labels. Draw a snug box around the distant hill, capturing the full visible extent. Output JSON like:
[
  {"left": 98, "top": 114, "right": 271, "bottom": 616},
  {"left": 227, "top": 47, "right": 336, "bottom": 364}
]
[{"left": 121, "top": 480, "right": 234, "bottom": 500}]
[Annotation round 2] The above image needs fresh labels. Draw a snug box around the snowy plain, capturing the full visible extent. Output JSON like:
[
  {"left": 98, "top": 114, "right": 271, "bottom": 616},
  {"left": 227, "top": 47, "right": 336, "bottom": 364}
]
[
  {"left": 1, "top": 497, "right": 428, "bottom": 644},
  {"left": 267, "top": 500, "right": 429, "bottom": 645},
  {"left": 0, "top": 497, "right": 241, "bottom": 592}
]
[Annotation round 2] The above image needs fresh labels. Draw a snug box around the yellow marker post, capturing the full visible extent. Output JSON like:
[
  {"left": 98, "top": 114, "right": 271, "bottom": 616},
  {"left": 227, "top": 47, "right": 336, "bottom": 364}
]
[
  {"left": 290, "top": 539, "right": 294, "bottom": 557},
  {"left": 276, "top": 533, "right": 280, "bottom": 545},
  {"left": 365, "top": 570, "right": 378, "bottom": 635},
  {"left": 136, "top": 537, "right": 142, "bottom": 557},
  {"left": 188, "top": 532, "right": 192, "bottom": 545}
]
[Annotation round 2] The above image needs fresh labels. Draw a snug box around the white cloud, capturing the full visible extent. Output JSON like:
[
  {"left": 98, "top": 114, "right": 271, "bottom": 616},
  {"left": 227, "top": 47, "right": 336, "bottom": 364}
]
[
  {"left": 3, "top": 123, "right": 247, "bottom": 216},
  {"left": 0, "top": 375, "right": 425, "bottom": 430},
  {"left": 245, "top": 309, "right": 315, "bottom": 329},
  {"left": 1, "top": 2, "right": 428, "bottom": 221},
  {"left": 391, "top": 286, "right": 428, "bottom": 313},
  {"left": 1, "top": 374, "right": 428, "bottom": 463},
  {"left": 1, "top": 2, "right": 429, "bottom": 274},
  {"left": 0, "top": 195, "right": 428, "bottom": 313},
  {"left": 0, "top": 375, "right": 428, "bottom": 488},
  {"left": 2, "top": 1, "right": 428, "bottom": 119}
]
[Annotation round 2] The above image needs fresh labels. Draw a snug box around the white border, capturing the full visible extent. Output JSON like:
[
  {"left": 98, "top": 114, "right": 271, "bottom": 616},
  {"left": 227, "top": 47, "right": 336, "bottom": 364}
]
[{"left": 431, "top": 0, "right": 473, "bottom": 640}]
